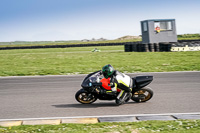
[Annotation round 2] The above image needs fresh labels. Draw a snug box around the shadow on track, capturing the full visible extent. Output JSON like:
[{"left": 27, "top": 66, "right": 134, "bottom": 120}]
[{"left": 52, "top": 101, "right": 138, "bottom": 108}]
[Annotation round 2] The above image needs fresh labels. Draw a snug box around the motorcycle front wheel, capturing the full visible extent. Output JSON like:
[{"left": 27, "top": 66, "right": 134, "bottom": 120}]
[
  {"left": 75, "top": 89, "right": 97, "bottom": 104},
  {"left": 131, "top": 87, "right": 153, "bottom": 102}
]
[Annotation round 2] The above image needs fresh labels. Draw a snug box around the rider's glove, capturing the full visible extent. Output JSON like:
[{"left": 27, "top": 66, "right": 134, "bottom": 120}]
[{"left": 108, "top": 83, "right": 114, "bottom": 86}]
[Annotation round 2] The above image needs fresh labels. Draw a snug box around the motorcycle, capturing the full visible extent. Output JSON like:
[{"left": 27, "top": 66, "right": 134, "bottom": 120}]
[{"left": 75, "top": 70, "right": 153, "bottom": 105}]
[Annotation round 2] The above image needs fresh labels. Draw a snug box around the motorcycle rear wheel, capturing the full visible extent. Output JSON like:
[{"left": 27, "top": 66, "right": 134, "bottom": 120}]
[
  {"left": 131, "top": 87, "right": 153, "bottom": 102},
  {"left": 75, "top": 89, "right": 97, "bottom": 104}
]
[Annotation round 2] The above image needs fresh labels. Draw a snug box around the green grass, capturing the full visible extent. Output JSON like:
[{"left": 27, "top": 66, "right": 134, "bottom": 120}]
[
  {"left": 0, "top": 46, "right": 200, "bottom": 76},
  {"left": 1, "top": 120, "right": 200, "bottom": 133},
  {"left": 0, "top": 33, "right": 199, "bottom": 48},
  {"left": 0, "top": 39, "right": 141, "bottom": 48},
  {"left": 178, "top": 34, "right": 200, "bottom": 40}
]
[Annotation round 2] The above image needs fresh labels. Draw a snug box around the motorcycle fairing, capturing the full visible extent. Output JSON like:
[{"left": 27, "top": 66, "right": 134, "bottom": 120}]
[
  {"left": 132, "top": 75, "right": 153, "bottom": 90},
  {"left": 81, "top": 70, "right": 101, "bottom": 88}
]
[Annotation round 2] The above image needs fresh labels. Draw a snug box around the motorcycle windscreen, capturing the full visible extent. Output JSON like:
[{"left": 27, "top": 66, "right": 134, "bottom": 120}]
[
  {"left": 100, "top": 78, "right": 111, "bottom": 90},
  {"left": 81, "top": 70, "right": 101, "bottom": 88}
]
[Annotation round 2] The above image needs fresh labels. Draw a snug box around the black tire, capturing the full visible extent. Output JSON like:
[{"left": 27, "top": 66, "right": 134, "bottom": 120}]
[
  {"left": 75, "top": 89, "right": 97, "bottom": 104},
  {"left": 131, "top": 87, "right": 153, "bottom": 102}
]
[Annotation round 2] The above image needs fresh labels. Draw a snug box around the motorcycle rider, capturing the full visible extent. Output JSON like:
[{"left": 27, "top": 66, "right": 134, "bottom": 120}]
[{"left": 102, "top": 64, "right": 133, "bottom": 105}]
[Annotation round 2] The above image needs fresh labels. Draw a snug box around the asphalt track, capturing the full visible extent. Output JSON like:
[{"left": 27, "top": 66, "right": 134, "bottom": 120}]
[{"left": 0, "top": 71, "right": 200, "bottom": 120}]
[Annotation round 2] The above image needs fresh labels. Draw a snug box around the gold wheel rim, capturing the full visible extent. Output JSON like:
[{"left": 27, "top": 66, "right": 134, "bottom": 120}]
[
  {"left": 134, "top": 90, "right": 151, "bottom": 102},
  {"left": 78, "top": 93, "right": 95, "bottom": 104}
]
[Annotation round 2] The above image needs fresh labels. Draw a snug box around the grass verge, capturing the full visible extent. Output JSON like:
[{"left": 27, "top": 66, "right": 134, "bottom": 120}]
[
  {"left": 0, "top": 46, "right": 200, "bottom": 76},
  {"left": 0, "top": 120, "right": 200, "bottom": 133}
]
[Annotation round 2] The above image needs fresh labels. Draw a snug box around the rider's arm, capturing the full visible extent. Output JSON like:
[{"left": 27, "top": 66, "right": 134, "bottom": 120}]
[{"left": 110, "top": 76, "right": 118, "bottom": 92}]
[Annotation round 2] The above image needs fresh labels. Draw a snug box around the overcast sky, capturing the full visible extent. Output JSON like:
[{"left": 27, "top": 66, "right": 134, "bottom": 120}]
[{"left": 0, "top": 0, "right": 200, "bottom": 42}]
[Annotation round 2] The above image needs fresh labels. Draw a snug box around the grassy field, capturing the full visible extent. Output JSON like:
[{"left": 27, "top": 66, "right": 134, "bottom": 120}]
[
  {"left": 0, "top": 46, "right": 200, "bottom": 76},
  {"left": 0, "top": 34, "right": 199, "bottom": 48},
  {"left": 0, "top": 39, "right": 141, "bottom": 48},
  {"left": 178, "top": 34, "right": 200, "bottom": 40},
  {"left": 1, "top": 120, "right": 200, "bottom": 133}
]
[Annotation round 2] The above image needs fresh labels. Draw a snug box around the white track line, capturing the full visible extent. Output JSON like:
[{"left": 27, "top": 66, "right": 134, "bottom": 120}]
[{"left": 1, "top": 112, "right": 200, "bottom": 122}]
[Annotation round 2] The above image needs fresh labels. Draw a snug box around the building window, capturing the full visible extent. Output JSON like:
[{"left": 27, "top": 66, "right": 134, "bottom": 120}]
[
  {"left": 154, "top": 21, "right": 172, "bottom": 31},
  {"left": 166, "top": 21, "right": 172, "bottom": 30},
  {"left": 143, "top": 22, "right": 147, "bottom": 32},
  {"left": 154, "top": 22, "right": 160, "bottom": 30}
]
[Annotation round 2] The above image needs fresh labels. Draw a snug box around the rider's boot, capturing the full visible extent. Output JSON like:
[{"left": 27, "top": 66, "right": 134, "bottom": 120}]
[
  {"left": 125, "top": 93, "right": 132, "bottom": 103},
  {"left": 125, "top": 87, "right": 132, "bottom": 103},
  {"left": 116, "top": 91, "right": 128, "bottom": 105}
]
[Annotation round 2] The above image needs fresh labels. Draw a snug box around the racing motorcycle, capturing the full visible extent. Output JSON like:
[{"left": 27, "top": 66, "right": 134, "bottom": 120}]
[{"left": 75, "top": 70, "right": 153, "bottom": 105}]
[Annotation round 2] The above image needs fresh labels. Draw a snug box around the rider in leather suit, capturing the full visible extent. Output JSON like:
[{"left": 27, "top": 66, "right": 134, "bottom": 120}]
[{"left": 102, "top": 64, "right": 132, "bottom": 105}]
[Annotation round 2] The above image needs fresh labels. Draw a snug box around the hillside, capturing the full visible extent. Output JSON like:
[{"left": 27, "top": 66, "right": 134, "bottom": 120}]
[{"left": 116, "top": 35, "right": 142, "bottom": 40}]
